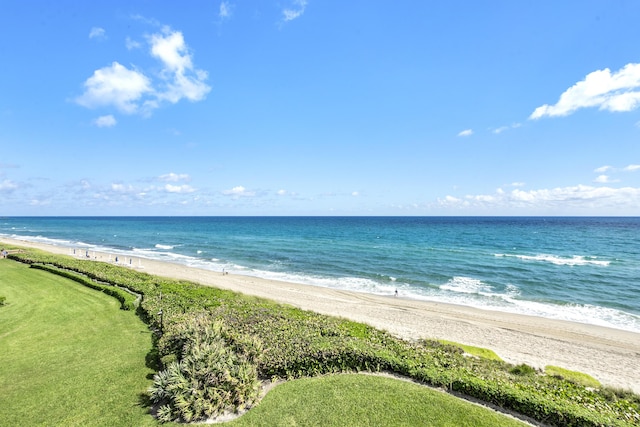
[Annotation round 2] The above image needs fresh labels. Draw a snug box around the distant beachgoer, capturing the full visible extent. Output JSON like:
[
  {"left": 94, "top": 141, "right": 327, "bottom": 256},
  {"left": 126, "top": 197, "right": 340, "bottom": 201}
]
[
  {"left": 115, "top": 256, "right": 118, "bottom": 263},
  {"left": 1, "top": 249, "right": 6, "bottom": 258},
  {"left": 394, "top": 289, "right": 398, "bottom": 297}
]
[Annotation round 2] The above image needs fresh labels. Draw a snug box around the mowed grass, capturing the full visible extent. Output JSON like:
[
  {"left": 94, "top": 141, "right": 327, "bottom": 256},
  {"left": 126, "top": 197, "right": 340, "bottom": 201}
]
[
  {"left": 230, "top": 374, "right": 528, "bottom": 427},
  {"left": 0, "top": 260, "right": 156, "bottom": 427}
]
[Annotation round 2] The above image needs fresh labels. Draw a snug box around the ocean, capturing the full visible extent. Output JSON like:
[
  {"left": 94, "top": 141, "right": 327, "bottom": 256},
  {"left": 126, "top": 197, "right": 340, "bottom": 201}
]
[{"left": 1, "top": 216, "right": 639, "bottom": 333}]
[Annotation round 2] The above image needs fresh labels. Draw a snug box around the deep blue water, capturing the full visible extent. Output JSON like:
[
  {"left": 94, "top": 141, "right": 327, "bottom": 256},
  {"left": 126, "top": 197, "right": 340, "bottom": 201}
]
[{"left": 1, "top": 216, "right": 639, "bottom": 332}]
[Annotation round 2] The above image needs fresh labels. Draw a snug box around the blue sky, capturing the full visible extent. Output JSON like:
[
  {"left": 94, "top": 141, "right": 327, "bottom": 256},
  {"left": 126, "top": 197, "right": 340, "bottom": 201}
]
[{"left": 1, "top": 1, "right": 639, "bottom": 216}]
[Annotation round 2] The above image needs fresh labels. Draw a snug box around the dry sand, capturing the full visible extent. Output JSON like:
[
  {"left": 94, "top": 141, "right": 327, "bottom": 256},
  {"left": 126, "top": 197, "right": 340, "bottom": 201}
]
[{"left": 3, "top": 237, "right": 639, "bottom": 394}]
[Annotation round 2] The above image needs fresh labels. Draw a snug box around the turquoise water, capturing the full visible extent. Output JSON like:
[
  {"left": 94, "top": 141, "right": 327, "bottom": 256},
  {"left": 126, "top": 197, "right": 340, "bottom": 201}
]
[{"left": 1, "top": 216, "right": 639, "bottom": 332}]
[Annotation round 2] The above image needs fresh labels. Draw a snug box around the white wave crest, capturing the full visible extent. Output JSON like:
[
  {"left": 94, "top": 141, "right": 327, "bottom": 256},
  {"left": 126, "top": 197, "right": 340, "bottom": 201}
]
[
  {"left": 495, "top": 253, "right": 610, "bottom": 266},
  {"left": 440, "top": 276, "right": 493, "bottom": 295},
  {"left": 155, "top": 244, "right": 174, "bottom": 250}
]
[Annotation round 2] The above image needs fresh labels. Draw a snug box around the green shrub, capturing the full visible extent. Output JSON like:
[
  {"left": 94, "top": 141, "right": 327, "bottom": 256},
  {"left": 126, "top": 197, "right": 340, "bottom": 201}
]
[
  {"left": 510, "top": 363, "right": 537, "bottom": 376},
  {"left": 0, "top": 296, "right": 6, "bottom": 306},
  {"left": 546, "top": 365, "right": 601, "bottom": 389},
  {"left": 150, "top": 314, "right": 262, "bottom": 423}
]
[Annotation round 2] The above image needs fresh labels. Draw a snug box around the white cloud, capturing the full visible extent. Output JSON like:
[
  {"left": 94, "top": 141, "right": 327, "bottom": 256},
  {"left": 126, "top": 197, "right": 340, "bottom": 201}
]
[
  {"left": 159, "top": 172, "right": 190, "bottom": 182},
  {"left": 283, "top": 0, "right": 308, "bottom": 22},
  {"left": 93, "top": 115, "right": 117, "bottom": 127},
  {"left": 438, "top": 184, "right": 640, "bottom": 213},
  {"left": 125, "top": 37, "right": 142, "bottom": 50},
  {"left": 492, "top": 123, "right": 521, "bottom": 134},
  {"left": 164, "top": 184, "right": 195, "bottom": 193},
  {"left": 219, "top": 2, "right": 232, "bottom": 19},
  {"left": 594, "top": 175, "right": 618, "bottom": 184},
  {"left": 351, "top": 191, "right": 360, "bottom": 197},
  {"left": 0, "top": 179, "right": 18, "bottom": 192},
  {"left": 148, "top": 28, "right": 211, "bottom": 104},
  {"left": 76, "top": 25, "right": 210, "bottom": 117},
  {"left": 89, "top": 27, "right": 106, "bottom": 40},
  {"left": 76, "top": 62, "right": 152, "bottom": 114},
  {"left": 457, "top": 129, "right": 473, "bottom": 137},
  {"left": 624, "top": 164, "right": 640, "bottom": 172},
  {"left": 277, "top": 189, "right": 287, "bottom": 196},
  {"left": 594, "top": 165, "right": 612, "bottom": 173},
  {"left": 111, "top": 183, "right": 136, "bottom": 193},
  {"left": 223, "top": 185, "right": 255, "bottom": 198},
  {"left": 530, "top": 63, "right": 640, "bottom": 119},
  {"left": 492, "top": 126, "right": 509, "bottom": 134}
]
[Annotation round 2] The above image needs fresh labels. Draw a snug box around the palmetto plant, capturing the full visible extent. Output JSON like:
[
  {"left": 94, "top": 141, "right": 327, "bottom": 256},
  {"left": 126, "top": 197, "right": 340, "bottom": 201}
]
[{"left": 149, "top": 315, "right": 262, "bottom": 423}]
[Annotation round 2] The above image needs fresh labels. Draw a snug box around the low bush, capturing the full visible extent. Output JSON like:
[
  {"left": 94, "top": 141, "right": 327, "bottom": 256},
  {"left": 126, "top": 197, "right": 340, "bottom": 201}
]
[
  {"left": 546, "top": 365, "right": 601, "bottom": 389},
  {"left": 150, "top": 314, "right": 262, "bottom": 422}
]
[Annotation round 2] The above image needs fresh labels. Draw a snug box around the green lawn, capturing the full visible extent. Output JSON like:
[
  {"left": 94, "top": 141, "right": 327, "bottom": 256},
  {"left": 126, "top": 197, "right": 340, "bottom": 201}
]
[
  {"left": 230, "top": 374, "right": 528, "bottom": 427},
  {"left": 0, "top": 260, "right": 156, "bottom": 427}
]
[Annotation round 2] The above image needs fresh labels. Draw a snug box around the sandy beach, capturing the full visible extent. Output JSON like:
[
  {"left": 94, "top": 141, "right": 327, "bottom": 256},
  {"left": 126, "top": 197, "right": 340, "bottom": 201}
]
[{"left": 3, "top": 237, "right": 639, "bottom": 394}]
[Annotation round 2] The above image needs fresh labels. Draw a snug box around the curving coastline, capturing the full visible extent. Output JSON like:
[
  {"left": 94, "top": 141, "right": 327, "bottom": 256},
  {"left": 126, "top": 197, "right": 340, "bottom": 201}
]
[{"left": 2, "top": 236, "right": 639, "bottom": 394}]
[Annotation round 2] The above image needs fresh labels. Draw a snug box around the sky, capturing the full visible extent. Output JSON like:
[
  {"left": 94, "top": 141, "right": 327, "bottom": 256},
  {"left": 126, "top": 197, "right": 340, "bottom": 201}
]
[{"left": 1, "top": 1, "right": 640, "bottom": 216}]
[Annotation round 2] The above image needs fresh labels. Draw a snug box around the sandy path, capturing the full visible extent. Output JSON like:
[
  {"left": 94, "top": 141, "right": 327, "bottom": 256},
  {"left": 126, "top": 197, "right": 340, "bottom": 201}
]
[{"left": 3, "top": 238, "right": 639, "bottom": 393}]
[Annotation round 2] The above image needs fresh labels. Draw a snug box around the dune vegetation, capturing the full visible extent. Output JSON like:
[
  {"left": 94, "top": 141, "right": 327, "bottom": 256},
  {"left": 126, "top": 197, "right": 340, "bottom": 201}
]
[{"left": 2, "top": 248, "right": 639, "bottom": 426}]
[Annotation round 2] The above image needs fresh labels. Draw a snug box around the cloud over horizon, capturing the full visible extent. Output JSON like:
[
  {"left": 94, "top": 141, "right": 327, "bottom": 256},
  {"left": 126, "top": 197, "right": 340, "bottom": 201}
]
[{"left": 439, "top": 184, "right": 640, "bottom": 214}]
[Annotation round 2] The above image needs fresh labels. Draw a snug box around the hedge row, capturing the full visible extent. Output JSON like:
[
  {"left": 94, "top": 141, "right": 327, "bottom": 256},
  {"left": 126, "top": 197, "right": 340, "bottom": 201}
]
[{"left": 29, "top": 263, "right": 137, "bottom": 311}]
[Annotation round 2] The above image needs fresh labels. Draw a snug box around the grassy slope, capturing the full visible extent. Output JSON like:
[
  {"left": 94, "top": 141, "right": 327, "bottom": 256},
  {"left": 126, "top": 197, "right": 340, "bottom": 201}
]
[
  {"left": 0, "top": 260, "right": 156, "bottom": 427},
  {"left": 231, "top": 374, "right": 528, "bottom": 427}
]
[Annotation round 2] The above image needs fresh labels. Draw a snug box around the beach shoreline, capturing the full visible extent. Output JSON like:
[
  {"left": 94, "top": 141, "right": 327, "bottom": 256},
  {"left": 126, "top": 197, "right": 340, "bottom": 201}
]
[{"left": 2, "top": 236, "right": 639, "bottom": 394}]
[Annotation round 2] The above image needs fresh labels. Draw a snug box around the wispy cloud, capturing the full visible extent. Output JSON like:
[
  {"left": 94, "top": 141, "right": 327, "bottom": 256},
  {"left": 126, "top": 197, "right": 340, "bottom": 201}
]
[
  {"left": 595, "top": 164, "right": 640, "bottom": 174},
  {"left": 0, "top": 179, "right": 19, "bottom": 192},
  {"left": 530, "top": 63, "right": 640, "bottom": 119},
  {"left": 89, "top": 27, "right": 106, "bottom": 40},
  {"left": 594, "top": 165, "right": 612, "bottom": 173},
  {"left": 594, "top": 175, "right": 618, "bottom": 184},
  {"left": 158, "top": 172, "right": 190, "bottom": 182},
  {"left": 164, "top": 184, "right": 195, "bottom": 193},
  {"left": 125, "top": 37, "right": 142, "bottom": 50},
  {"left": 457, "top": 129, "right": 473, "bottom": 137},
  {"left": 93, "top": 115, "right": 117, "bottom": 127},
  {"left": 492, "top": 123, "right": 521, "bottom": 134},
  {"left": 438, "top": 184, "right": 640, "bottom": 213},
  {"left": 219, "top": 1, "right": 232, "bottom": 20},
  {"left": 75, "top": 25, "right": 210, "bottom": 118},
  {"left": 283, "top": 0, "right": 308, "bottom": 22},
  {"left": 223, "top": 185, "right": 256, "bottom": 198}
]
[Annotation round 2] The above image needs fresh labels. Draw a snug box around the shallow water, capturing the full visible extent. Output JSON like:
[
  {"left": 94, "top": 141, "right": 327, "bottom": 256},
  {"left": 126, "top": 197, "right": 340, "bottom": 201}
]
[{"left": 2, "top": 216, "right": 639, "bottom": 332}]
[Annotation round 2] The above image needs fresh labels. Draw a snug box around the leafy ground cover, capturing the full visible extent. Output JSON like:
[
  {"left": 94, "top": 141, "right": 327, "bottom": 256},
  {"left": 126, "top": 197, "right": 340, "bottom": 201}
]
[{"left": 6, "top": 248, "right": 640, "bottom": 426}]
